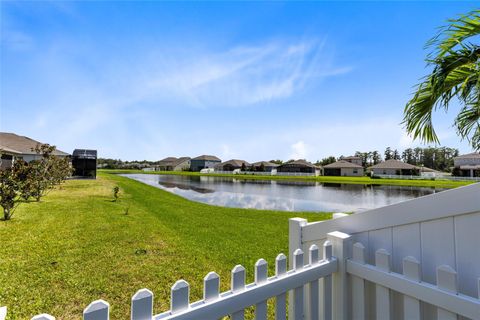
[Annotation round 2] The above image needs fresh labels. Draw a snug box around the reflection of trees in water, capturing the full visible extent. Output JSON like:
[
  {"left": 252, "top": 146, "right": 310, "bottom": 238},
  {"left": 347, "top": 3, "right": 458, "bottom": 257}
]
[{"left": 158, "top": 181, "right": 214, "bottom": 194}]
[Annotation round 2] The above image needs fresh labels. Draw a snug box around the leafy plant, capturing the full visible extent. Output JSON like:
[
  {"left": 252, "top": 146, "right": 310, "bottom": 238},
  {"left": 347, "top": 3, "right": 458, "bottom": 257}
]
[
  {"left": 113, "top": 186, "right": 120, "bottom": 202},
  {"left": 403, "top": 10, "right": 480, "bottom": 150}
]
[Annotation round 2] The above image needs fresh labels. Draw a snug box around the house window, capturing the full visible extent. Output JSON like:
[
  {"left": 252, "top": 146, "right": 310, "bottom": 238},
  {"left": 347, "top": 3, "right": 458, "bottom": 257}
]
[{"left": 353, "top": 169, "right": 358, "bottom": 174}]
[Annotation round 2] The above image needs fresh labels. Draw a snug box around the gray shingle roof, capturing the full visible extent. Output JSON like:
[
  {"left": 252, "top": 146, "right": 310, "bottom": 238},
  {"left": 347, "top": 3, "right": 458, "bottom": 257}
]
[
  {"left": 252, "top": 161, "right": 279, "bottom": 167},
  {"left": 370, "top": 159, "right": 417, "bottom": 170},
  {"left": 455, "top": 152, "right": 480, "bottom": 159},
  {"left": 0, "top": 132, "right": 69, "bottom": 156},
  {"left": 323, "top": 160, "right": 363, "bottom": 169},
  {"left": 278, "top": 159, "right": 320, "bottom": 169},
  {"left": 192, "top": 155, "right": 221, "bottom": 161},
  {"left": 218, "top": 159, "right": 251, "bottom": 167}
]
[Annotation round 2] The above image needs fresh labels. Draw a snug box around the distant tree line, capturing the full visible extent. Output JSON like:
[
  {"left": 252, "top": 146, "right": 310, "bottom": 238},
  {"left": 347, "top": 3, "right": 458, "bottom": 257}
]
[
  {"left": 0, "top": 144, "right": 72, "bottom": 220},
  {"left": 97, "top": 158, "right": 158, "bottom": 169},
  {"left": 315, "top": 146, "right": 459, "bottom": 171}
]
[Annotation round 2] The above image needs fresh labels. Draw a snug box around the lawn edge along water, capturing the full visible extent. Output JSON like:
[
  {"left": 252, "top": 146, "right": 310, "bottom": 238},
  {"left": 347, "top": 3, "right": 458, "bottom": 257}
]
[
  {"left": 99, "top": 169, "right": 473, "bottom": 189},
  {"left": 0, "top": 172, "right": 330, "bottom": 319}
]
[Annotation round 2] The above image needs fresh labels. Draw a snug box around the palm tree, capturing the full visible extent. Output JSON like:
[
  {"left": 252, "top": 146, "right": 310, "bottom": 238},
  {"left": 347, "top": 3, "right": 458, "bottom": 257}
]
[{"left": 403, "top": 10, "right": 480, "bottom": 150}]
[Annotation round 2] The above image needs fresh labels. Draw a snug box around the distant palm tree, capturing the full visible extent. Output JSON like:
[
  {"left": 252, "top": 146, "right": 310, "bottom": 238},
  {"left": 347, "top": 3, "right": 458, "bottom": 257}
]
[{"left": 403, "top": 10, "right": 480, "bottom": 150}]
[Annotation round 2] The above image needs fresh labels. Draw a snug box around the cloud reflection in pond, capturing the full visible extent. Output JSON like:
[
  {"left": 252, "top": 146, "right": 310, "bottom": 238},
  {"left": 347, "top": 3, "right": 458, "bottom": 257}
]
[{"left": 122, "top": 174, "right": 444, "bottom": 212}]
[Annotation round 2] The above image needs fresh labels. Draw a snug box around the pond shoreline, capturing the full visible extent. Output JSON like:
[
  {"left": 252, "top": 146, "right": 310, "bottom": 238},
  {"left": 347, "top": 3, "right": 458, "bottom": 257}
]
[{"left": 101, "top": 169, "right": 473, "bottom": 189}]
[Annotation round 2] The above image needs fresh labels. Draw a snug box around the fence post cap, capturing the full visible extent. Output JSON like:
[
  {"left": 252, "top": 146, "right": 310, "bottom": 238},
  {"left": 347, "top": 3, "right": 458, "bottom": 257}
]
[
  {"left": 255, "top": 258, "right": 267, "bottom": 267},
  {"left": 172, "top": 280, "right": 189, "bottom": 290},
  {"left": 327, "top": 231, "right": 351, "bottom": 240},
  {"left": 132, "top": 288, "right": 153, "bottom": 300},
  {"left": 293, "top": 248, "right": 303, "bottom": 255},
  {"left": 232, "top": 264, "right": 245, "bottom": 273},
  {"left": 84, "top": 299, "right": 109, "bottom": 313},
  {"left": 204, "top": 271, "right": 219, "bottom": 281},
  {"left": 275, "top": 253, "right": 286, "bottom": 261}
]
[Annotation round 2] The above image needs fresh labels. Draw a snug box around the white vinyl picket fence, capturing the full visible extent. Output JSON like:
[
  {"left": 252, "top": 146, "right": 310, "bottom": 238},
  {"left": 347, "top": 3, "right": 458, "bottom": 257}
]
[{"left": 20, "top": 238, "right": 346, "bottom": 320}]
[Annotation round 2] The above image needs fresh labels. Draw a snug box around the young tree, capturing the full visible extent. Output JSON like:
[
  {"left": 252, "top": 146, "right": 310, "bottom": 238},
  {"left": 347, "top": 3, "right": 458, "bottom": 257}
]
[
  {"left": 0, "top": 167, "right": 19, "bottom": 220},
  {"left": 403, "top": 10, "right": 480, "bottom": 150},
  {"left": 319, "top": 156, "right": 336, "bottom": 166}
]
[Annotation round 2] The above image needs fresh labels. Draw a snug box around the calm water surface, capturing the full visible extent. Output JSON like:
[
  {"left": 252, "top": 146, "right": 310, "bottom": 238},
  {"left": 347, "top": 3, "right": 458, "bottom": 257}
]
[{"left": 122, "top": 174, "right": 444, "bottom": 212}]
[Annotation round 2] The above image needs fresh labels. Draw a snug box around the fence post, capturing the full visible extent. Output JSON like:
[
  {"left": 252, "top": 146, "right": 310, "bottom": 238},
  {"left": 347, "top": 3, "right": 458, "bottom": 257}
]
[
  {"left": 289, "top": 218, "right": 307, "bottom": 319},
  {"left": 327, "top": 231, "right": 351, "bottom": 320}
]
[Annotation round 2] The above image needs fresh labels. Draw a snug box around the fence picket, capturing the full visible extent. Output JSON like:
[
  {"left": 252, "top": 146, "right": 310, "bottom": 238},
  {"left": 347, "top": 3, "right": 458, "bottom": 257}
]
[
  {"left": 231, "top": 265, "right": 246, "bottom": 320},
  {"left": 352, "top": 242, "right": 365, "bottom": 320},
  {"left": 275, "top": 254, "right": 287, "bottom": 320},
  {"left": 402, "top": 257, "right": 421, "bottom": 320},
  {"left": 83, "top": 300, "right": 109, "bottom": 320},
  {"left": 436, "top": 265, "right": 457, "bottom": 320},
  {"left": 293, "top": 249, "right": 304, "bottom": 320},
  {"left": 131, "top": 288, "right": 153, "bottom": 320},
  {"left": 254, "top": 259, "right": 268, "bottom": 320},
  {"left": 323, "top": 241, "right": 333, "bottom": 320},
  {"left": 204, "top": 272, "right": 220, "bottom": 303},
  {"left": 171, "top": 280, "right": 190, "bottom": 314},
  {"left": 31, "top": 314, "right": 55, "bottom": 320},
  {"left": 0, "top": 307, "right": 6, "bottom": 320},
  {"left": 375, "top": 249, "right": 391, "bottom": 320},
  {"left": 309, "top": 244, "right": 320, "bottom": 320}
]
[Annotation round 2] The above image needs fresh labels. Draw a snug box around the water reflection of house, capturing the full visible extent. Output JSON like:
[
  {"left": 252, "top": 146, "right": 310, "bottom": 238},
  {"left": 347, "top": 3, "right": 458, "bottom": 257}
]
[
  {"left": 453, "top": 152, "right": 480, "bottom": 177},
  {"left": 190, "top": 155, "right": 221, "bottom": 171},
  {"left": 251, "top": 161, "right": 279, "bottom": 172},
  {"left": 276, "top": 160, "right": 321, "bottom": 176},
  {"left": 158, "top": 181, "right": 214, "bottom": 194},
  {"left": 215, "top": 159, "right": 250, "bottom": 171},
  {"left": 370, "top": 159, "right": 419, "bottom": 175},
  {"left": 323, "top": 160, "right": 364, "bottom": 176},
  {"left": 156, "top": 157, "right": 191, "bottom": 171}
]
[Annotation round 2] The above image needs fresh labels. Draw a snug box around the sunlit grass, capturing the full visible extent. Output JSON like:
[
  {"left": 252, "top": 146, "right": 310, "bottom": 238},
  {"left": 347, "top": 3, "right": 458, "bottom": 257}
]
[{"left": 0, "top": 172, "right": 329, "bottom": 319}]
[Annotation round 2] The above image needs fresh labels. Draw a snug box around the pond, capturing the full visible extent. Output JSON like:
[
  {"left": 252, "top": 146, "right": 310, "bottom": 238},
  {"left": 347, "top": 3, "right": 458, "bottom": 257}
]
[{"left": 121, "top": 174, "right": 445, "bottom": 213}]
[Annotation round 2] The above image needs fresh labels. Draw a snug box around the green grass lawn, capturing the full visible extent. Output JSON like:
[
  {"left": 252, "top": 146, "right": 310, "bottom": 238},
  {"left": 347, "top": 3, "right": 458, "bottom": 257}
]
[
  {"left": 100, "top": 169, "right": 475, "bottom": 189},
  {"left": 0, "top": 172, "right": 329, "bottom": 319}
]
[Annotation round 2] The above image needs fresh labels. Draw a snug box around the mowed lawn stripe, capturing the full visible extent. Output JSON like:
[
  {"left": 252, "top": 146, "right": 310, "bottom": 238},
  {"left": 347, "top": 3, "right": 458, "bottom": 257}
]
[{"left": 0, "top": 172, "right": 329, "bottom": 319}]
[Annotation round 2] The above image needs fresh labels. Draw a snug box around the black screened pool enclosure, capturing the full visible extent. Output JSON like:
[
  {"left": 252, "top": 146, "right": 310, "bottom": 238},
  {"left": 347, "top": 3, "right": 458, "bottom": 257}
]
[{"left": 72, "top": 149, "right": 97, "bottom": 178}]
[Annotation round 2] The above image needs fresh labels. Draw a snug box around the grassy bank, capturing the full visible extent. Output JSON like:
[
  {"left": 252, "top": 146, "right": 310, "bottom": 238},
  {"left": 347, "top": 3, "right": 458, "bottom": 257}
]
[
  {"left": 0, "top": 172, "right": 329, "bottom": 319},
  {"left": 100, "top": 169, "right": 475, "bottom": 189}
]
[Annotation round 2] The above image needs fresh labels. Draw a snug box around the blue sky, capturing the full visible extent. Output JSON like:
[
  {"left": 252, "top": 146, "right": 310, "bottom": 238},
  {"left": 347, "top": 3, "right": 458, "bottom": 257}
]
[{"left": 1, "top": 1, "right": 477, "bottom": 161}]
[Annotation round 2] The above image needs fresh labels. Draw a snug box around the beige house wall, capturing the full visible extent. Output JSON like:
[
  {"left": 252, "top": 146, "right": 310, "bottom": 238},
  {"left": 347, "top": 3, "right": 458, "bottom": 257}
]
[{"left": 340, "top": 167, "right": 364, "bottom": 176}]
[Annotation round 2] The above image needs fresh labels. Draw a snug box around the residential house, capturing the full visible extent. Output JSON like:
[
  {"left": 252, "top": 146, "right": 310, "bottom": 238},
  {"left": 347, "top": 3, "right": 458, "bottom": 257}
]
[
  {"left": 277, "top": 160, "right": 321, "bottom": 176},
  {"left": 190, "top": 155, "right": 221, "bottom": 171},
  {"left": 156, "top": 157, "right": 191, "bottom": 171},
  {"left": 323, "top": 160, "right": 364, "bottom": 176},
  {"left": 341, "top": 156, "right": 363, "bottom": 166},
  {"left": 215, "top": 159, "right": 250, "bottom": 171},
  {"left": 453, "top": 152, "right": 480, "bottom": 177},
  {"left": 251, "top": 161, "right": 279, "bottom": 172},
  {"left": 370, "top": 159, "right": 419, "bottom": 176},
  {"left": 0, "top": 132, "right": 69, "bottom": 170}
]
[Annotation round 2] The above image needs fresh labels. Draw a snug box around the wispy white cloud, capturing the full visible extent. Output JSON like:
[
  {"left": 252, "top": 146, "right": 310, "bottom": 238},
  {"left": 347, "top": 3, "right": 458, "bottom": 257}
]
[
  {"left": 143, "top": 40, "right": 351, "bottom": 108},
  {"left": 290, "top": 140, "right": 308, "bottom": 159}
]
